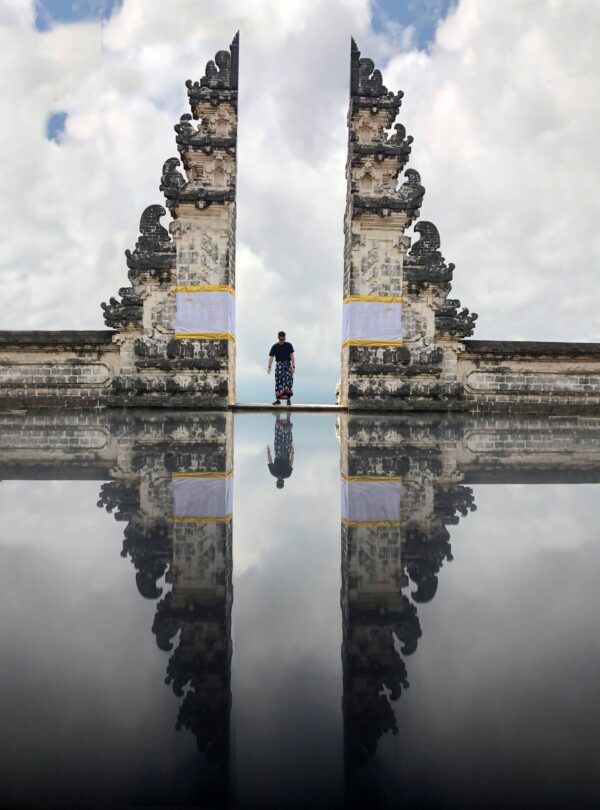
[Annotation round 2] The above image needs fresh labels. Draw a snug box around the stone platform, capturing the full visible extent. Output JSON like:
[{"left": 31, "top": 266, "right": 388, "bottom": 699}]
[{"left": 231, "top": 403, "right": 342, "bottom": 412}]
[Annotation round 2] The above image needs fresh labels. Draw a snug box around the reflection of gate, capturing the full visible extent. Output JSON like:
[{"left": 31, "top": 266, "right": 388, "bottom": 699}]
[
  {"left": 337, "top": 411, "right": 600, "bottom": 775},
  {"left": 3, "top": 409, "right": 600, "bottom": 798}
]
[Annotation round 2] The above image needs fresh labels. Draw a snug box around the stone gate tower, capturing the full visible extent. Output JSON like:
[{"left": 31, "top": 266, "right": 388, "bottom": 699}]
[
  {"left": 102, "top": 34, "right": 239, "bottom": 407},
  {"left": 340, "top": 40, "right": 477, "bottom": 410}
]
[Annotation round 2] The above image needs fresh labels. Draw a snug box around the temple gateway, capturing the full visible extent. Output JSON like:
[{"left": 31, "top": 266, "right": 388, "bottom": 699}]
[{"left": 1, "top": 34, "right": 599, "bottom": 413}]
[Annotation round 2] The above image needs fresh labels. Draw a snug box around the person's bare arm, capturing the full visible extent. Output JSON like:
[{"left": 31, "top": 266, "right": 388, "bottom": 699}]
[
  {"left": 268, "top": 355, "right": 273, "bottom": 374},
  {"left": 267, "top": 445, "right": 273, "bottom": 464},
  {"left": 290, "top": 352, "right": 295, "bottom": 373},
  {"left": 290, "top": 447, "right": 295, "bottom": 467}
]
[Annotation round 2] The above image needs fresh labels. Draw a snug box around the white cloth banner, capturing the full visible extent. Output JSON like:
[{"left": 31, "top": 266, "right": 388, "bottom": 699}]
[
  {"left": 175, "top": 290, "right": 235, "bottom": 337},
  {"left": 341, "top": 479, "right": 402, "bottom": 524},
  {"left": 172, "top": 475, "right": 233, "bottom": 519},
  {"left": 342, "top": 300, "right": 403, "bottom": 344}
]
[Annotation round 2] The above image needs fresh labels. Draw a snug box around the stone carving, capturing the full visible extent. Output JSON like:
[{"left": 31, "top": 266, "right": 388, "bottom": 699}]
[
  {"left": 125, "top": 204, "right": 175, "bottom": 281},
  {"left": 436, "top": 300, "right": 478, "bottom": 338},
  {"left": 352, "top": 167, "right": 424, "bottom": 217},
  {"left": 174, "top": 113, "right": 196, "bottom": 139},
  {"left": 175, "top": 112, "right": 236, "bottom": 159},
  {"left": 387, "top": 123, "right": 413, "bottom": 148},
  {"left": 397, "top": 168, "right": 425, "bottom": 209},
  {"left": 352, "top": 121, "right": 415, "bottom": 165},
  {"left": 350, "top": 37, "right": 403, "bottom": 110},
  {"left": 203, "top": 50, "right": 234, "bottom": 89},
  {"left": 100, "top": 287, "right": 143, "bottom": 329},
  {"left": 342, "top": 39, "right": 480, "bottom": 409},
  {"left": 160, "top": 154, "right": 235, "bottom": 213},
  {"left": 186, "top": 32, "right": 239, "bottom": 108},
  {"left": 160, "top": 156, "right": 186, "bottom": 194},
  {"left": 404, "top": 221, "right": 453, "bottom": 290},
  {"left": 347, "top": 41, "right": 423, "bottom": 230},
  {"left": 102, "top": 205, "right": 174, "bottom": 331},
  {"left": 403, "top": 221, "right": 478, "bottom": 337}
]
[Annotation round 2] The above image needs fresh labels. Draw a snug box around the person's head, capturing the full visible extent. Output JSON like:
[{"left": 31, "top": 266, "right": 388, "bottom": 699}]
[
  {"left": 277, "top": 331, "right": 286, "bottom": 343},
  {"left": 276, "top": 478, "right": 284, "bottom": 489}
]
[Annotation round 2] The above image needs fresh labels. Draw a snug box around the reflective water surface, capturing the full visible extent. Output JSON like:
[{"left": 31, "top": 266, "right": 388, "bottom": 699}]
[{"left": 1, "top": 411, "right": 599, "bottom": 808}]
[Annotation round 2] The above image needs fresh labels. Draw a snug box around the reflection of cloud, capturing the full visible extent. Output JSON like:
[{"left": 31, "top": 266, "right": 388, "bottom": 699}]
[
  {"left": 0, "top": 480, "right": 201, "bottom": 806},
  {"left": 379, "top": 482, "right": 600, "bottom": 805},
  {"left": 232, "top": 413, "right": 344, "bottom": 805},
  {"left": 233, "top": 412, "right": 340, "bottom": 574}
]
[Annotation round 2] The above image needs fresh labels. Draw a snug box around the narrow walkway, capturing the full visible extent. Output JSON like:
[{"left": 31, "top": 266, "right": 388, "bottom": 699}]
[{"left": 231, "top": 403, "right": 344, "bottom": 412}]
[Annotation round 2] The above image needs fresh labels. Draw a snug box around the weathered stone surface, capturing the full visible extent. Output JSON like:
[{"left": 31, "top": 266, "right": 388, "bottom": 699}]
[
  {"left": 0, "top": 333, "right": 119, "bottom": 409},
  {"left": 341, "top": 41, "right": 478, "bottom": 411},
  {"left": 125, "top": 204, "right": 175, "bottom": 281},
  {"left": 458, "top": 342, "right": 600, "bottom": 413},
  {"left": 0, "top": 330, "right": 114, "bottom": 346},
  {"left": 101, "top": 287, "right": 143, "bottom": 329},
  {"left": 98, "top": 34, "right": 238, "bottom": 409}
]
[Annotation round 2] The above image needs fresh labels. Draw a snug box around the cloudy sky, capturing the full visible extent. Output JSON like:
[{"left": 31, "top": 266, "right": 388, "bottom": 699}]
[{"left": 0, "top": 0, "right": 598, "bottom": 402}]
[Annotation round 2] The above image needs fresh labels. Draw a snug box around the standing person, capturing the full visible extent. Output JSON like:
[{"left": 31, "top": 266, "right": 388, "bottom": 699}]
[
  {"left": 267, "top": 413, "right": 294, "bottom": 489},
  {"left": 267, "top": 331, "right": 295, "bottom": 406}
]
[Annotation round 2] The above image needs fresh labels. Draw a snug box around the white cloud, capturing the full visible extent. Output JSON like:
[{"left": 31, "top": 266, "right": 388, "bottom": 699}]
[
  {"left": 0, "top": 0, "right": 598, "bottom": 401},
  {"left": 385, "top": 0, "right": 600, "bottom": 342}
]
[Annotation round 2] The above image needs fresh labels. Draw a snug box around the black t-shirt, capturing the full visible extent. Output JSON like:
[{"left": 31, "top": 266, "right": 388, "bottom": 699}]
[
  {"left": 269, "top": 459, "right": 293, "bottom": 479},
  {"left": 269, "top": 341, "right": 295, "bottom": 362}
]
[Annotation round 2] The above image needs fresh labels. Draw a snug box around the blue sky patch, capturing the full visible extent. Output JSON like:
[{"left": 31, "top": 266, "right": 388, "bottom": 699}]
[
  {"left": 46, "top": 111, "right": 68, "bottom": 143},
  {"left": 35, "top": 0, "right": 122, "bottom": 31},
  {"left": 372, "top": 0, "right": 456, "bottom": 49}
]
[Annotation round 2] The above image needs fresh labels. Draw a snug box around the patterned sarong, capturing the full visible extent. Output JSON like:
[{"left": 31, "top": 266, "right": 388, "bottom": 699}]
[
  {"left": 275, "top": 360, "right": 294, "bottom": 400},
  {"left": 274, "top": 417, "right": 294, "bottom": 458}
]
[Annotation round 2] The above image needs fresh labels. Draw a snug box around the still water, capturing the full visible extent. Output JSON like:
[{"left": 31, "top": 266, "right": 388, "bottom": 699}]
[{"left": 0, "top": 411, "right": 599, "bottom": 808}]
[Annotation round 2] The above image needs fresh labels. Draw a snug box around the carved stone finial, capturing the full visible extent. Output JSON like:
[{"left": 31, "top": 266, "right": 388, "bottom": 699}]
[
  {"left": 174, "top": 113, "right": 195, "bottom": 138},
  {"left": 203, "top": 50, "right": 232, "bottom": 90},
  {"left": 398, "top": 169, "right": 425, "bottom": 210},
  {"left": 186, "top": 32, "right": 239, "bottom": 109},
  {"left": 403, "top": 221, "right": 479, "bottom": 337},
  {"left": 436, "top": 303, "right": 478, "bottom": 338},
  {"left": 411, "top": 221, "right": 442, "bottom": 255},
  {"left": 350, "top": 38, "right": 403, "bottom": 110},
  {"left": 404, "top": 221, "right": 454, "bottom": 291},
  {"left": 101, "top": 287, "right": 143, "bottom": 329},
  {"left": 160, "top": 157, "right": 186, "bottom": 194},
  {"left": 125, "top": 204, "right": 175, "bottom": 279},
  {"left": 387, "top": 123, "right": 413, "bottom": 149}
]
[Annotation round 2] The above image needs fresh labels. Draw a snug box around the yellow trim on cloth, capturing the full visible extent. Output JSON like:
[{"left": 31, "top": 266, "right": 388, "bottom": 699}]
[
  {"left": 175, "top": 285, "right": 235, "bottom": 295},
  {"left": 173, "top": 514, "right": 233, "bottom": 524},
  {"left": 341, "top": 517, "right": 402, "bottom": 528},
  {"left": 342, "top": 474, "right": 403, "bottom": 483},
  {"left": 175, "top": 331, "right": 236, "bottom": 341},
  {"left": 343, "top": 295, "right": 404, "bottom": 304},
  {"left": 342, "top": 339, "right": 403, "bottom": 347},
  {"left": 172, "top": 471, "right": 233, "bottom": 479}
]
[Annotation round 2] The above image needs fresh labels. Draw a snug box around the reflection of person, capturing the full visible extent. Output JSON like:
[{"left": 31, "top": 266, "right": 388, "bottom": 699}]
[
  {"left": 267, "top": 330, "right": 295, "bottom": 406},
  {"left": 267, "top": 414, "right": 294, "bottom": 489}
]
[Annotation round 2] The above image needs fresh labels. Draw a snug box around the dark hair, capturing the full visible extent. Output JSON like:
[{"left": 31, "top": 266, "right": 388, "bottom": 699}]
[
  {"left": 276, "top": 478, "right": 284, "bottom": 489},
  {"left": 278, "top": 331, "right": 285, "bottom": 338}
]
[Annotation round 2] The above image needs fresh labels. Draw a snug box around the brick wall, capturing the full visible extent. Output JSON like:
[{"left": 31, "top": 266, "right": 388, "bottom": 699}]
[
  {"left": 459, "top": 341, "right": 600, "bottom": 414},
  {"left": 0, "top": 331, "right": 119, "bottom": 409}
]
